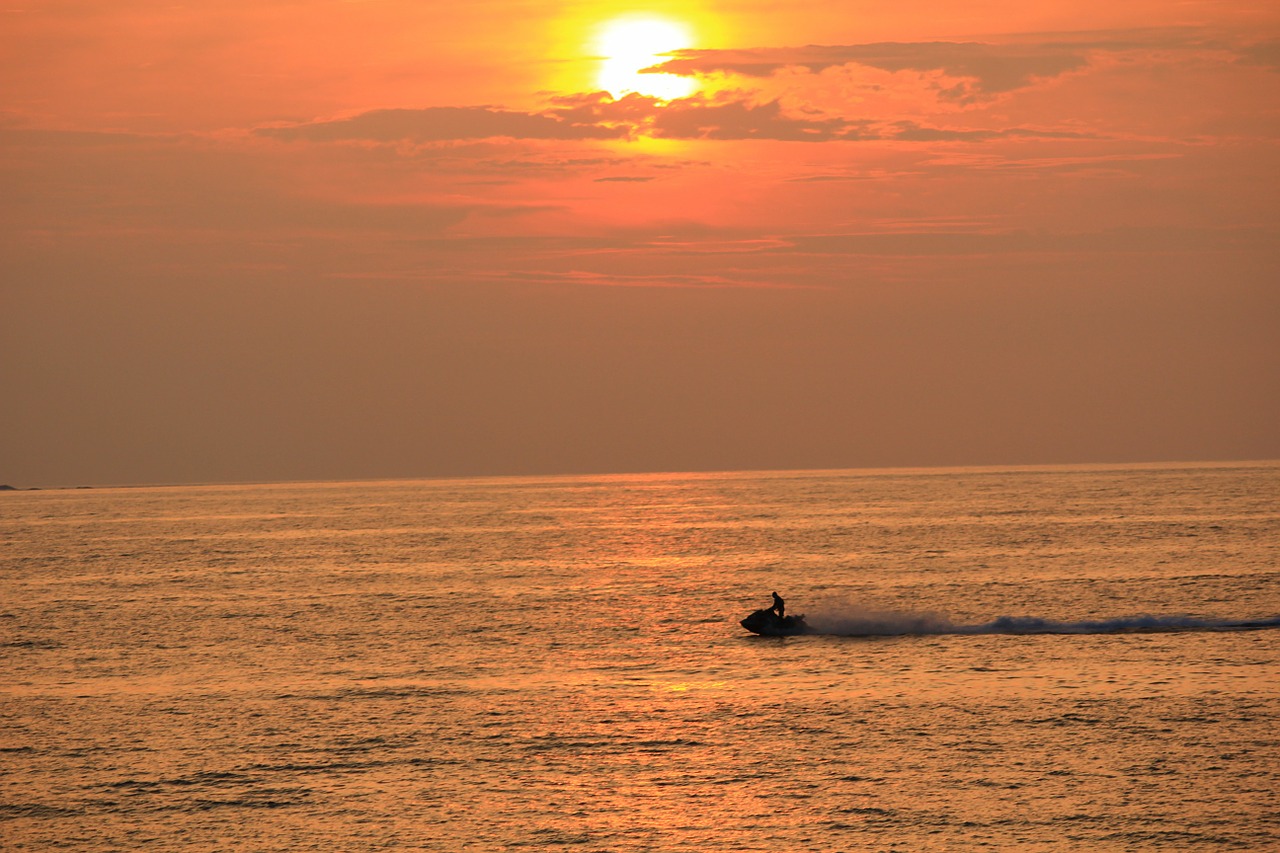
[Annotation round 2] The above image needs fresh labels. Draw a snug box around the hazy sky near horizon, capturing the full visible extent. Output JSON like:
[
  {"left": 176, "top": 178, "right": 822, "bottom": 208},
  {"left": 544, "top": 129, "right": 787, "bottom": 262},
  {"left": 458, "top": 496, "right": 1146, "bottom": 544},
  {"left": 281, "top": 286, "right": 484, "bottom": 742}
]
[{"left": 2, "top": 0, "right": 1278, "bottom": 485}]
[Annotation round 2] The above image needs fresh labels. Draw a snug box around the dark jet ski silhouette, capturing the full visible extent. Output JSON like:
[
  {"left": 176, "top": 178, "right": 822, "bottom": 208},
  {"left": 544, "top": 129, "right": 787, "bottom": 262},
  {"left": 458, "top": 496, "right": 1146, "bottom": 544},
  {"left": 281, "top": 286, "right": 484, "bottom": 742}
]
[{"left": 740, "top": 608, "right": 811, "bottom": 636}]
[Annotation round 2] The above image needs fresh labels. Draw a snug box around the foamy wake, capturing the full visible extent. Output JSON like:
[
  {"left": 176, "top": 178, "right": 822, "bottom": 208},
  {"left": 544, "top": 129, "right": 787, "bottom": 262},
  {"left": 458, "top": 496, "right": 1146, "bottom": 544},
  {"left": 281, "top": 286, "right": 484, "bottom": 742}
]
[{"left": 803, "top": 609, "right": 1280, "bottom": 637}]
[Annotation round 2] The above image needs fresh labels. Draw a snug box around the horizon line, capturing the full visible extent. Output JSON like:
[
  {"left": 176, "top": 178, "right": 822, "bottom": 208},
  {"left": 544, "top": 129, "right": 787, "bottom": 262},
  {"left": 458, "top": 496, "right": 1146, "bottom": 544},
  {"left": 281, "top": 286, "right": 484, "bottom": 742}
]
[{"left": 5, "top": 456, "right": 1278, "bottom": 492}]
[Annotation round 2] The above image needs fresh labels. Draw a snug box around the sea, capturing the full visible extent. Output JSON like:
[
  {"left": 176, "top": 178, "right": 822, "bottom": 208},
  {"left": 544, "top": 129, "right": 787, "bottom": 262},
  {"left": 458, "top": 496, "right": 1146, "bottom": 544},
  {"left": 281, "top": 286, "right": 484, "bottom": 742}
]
[{"left": 3, "top": 462, "right": 1279, "bottom": 851}]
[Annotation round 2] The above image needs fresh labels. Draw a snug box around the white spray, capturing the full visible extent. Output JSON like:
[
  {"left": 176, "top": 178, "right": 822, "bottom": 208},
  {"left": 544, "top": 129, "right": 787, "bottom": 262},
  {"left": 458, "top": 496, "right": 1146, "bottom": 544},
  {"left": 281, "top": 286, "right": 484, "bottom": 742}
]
[{"left": 802, "top": 607, "right": 1280, "bottom": 637}]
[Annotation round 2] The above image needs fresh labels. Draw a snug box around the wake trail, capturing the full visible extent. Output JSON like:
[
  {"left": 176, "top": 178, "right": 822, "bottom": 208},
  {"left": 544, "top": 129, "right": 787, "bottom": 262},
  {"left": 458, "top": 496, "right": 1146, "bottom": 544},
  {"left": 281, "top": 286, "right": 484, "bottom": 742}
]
[{"left": 803, "top": 609, "right": 1280, "bottom": 637}]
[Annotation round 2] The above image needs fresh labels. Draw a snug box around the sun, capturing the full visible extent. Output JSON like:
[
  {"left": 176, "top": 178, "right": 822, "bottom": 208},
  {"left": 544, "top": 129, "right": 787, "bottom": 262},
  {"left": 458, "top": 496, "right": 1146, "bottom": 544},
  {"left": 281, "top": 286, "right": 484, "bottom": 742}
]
[{"left": 595, "top": 15, "right": 697, "bottom": 100}]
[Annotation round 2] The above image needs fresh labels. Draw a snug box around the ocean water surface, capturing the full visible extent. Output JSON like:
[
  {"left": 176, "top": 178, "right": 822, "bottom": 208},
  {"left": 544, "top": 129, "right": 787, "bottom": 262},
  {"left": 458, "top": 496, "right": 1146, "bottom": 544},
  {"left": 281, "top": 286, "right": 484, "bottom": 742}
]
[{"left": 3, "top": 463, "right": 1279, "bottom": 850}]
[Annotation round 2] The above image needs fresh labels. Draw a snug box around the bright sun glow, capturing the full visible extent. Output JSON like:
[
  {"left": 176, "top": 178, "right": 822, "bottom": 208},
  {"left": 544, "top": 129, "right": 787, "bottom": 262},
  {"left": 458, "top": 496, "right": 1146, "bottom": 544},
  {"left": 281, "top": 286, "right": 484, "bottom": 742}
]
[{"left": 595, "top": 16, "right": 696, "bottom": 100}]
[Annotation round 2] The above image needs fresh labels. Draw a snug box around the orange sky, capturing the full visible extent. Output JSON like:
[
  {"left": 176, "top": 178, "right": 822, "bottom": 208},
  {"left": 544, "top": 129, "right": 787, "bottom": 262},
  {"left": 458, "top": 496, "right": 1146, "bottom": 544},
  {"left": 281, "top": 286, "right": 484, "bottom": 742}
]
[{"left": 2, "top": 1, "right": 1278, "bottom": 484}]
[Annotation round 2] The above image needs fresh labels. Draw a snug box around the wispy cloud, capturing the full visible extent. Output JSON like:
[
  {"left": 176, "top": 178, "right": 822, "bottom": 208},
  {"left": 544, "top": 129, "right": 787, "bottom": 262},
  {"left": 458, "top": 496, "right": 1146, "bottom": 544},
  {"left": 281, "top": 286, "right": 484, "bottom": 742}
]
[
  {"left": 258, "top": 95, "right": 1091, "bottom": 146},
  {"left": 649, "top": 98, "right": 867, "bottom": 141},
  {"left": 256, "top": 106, "right": 627, "bottom": 142},
  {"left": 773, "top": 225, "right": 1276, "bottom": 256},
  {"left": 889, "top": 121, "right": 1095, "bottom": 142},
  {"left": 1240, "top": 38, "right": 1280, "bottom": 70},
  {"left": 650, "top": 29, "right": 1274, "bottom": 102},
  {"left": 654, "top": 42, "right": 1089, "bottom": 99}
]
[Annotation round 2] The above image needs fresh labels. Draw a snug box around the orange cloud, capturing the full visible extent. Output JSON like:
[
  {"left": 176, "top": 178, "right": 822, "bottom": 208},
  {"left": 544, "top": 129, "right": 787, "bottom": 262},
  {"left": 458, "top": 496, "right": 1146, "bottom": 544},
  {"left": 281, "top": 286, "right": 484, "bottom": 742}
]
[
  {"left": 655, "top": 42, "right": 1090, "bottom": 97},
  {"left": 256, "top": 96, "right": 1100, "bottom": 146},
  {"left": 650, "top": 29, "right": 1279, "bottom": 104},
  {"left": 257, "top": 107, "right": 628, "bottom": 143}
]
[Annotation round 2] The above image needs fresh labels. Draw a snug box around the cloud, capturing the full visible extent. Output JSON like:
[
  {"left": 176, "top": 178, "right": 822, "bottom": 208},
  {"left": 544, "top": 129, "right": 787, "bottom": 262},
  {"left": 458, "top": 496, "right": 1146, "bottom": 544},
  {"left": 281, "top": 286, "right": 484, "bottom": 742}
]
[
  {"left": 554, "top": 93, "right": 1095, "bottom": 142},
  {"left": 650, "top": 98, "right": 870, "bottom": 141},
  {"left": 255, "top": 95, "right": 869, "bottom": 145},
  {"left": 472, "top": 269, "right": 802, "bottom": 289},
  {"left": 772, "top": 225, "right": 1276, "bottom": 257},
  {"left": 648, "top": 29, "right": 1271, "bottom": 101},
  {"left": 257, "top": 106, "right": 628, "bottom": 143},
  {"left": 652, "top": 42, "right": 1090, "bottom": 99},
  {"left": 0, "top": 128, "right": 150, "bottom": 148},
  {"left": 888, "top": 121, "right": 1095, "bottom": 142},
  {"left": 1239, "top": 38, "right": 1280, "bottom": 70},
  {"left": 0, "top": 129, "right": 496, "bottom": 241},
  {"left": 543, "top": 92, "right": 875, "bottom": 142},
  {"left": 254, "top": 93, "right": 1101, "bottom": 147}
]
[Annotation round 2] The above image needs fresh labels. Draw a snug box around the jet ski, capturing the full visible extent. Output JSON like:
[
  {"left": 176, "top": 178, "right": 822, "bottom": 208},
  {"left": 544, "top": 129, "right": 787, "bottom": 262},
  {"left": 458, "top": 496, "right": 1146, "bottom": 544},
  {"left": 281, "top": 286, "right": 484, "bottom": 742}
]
[{"left": 740, "top": 608, "right": 811, "bottom": 636}]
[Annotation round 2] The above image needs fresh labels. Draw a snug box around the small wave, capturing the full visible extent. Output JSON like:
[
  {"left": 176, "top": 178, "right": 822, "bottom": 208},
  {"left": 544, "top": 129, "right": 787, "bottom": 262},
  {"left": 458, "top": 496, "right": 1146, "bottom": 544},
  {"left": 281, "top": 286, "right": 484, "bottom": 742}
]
[
  {"left": 0, "top": 803, "right": 84, "bottom": 819},
  {"left": 804, "top": 609, "right": 1280, "bottom": 637}
]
